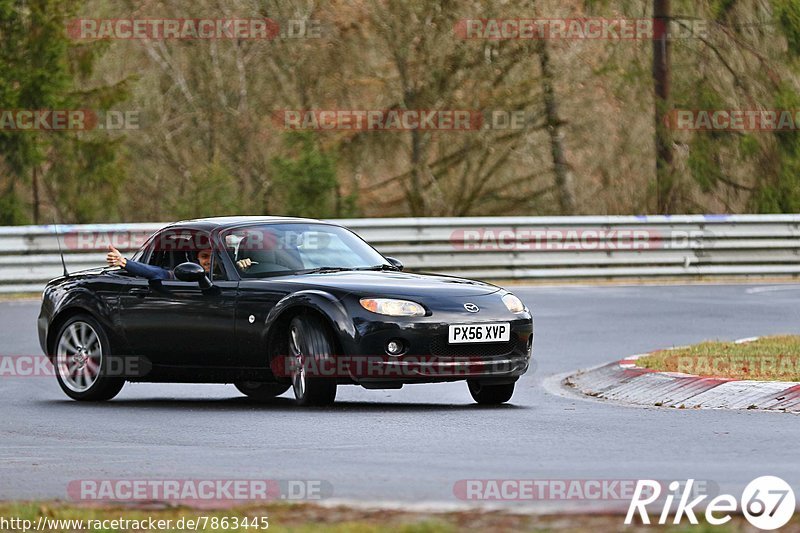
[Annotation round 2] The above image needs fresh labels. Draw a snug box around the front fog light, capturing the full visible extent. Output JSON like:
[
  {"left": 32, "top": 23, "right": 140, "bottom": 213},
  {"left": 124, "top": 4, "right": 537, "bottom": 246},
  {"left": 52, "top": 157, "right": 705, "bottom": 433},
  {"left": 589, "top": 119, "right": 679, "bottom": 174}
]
[
  {"left": 386, "top": 340, "right": 404, "bottom": 356},
  {"left": 502, "top": 293, "right": 526, "bottom": 313}
]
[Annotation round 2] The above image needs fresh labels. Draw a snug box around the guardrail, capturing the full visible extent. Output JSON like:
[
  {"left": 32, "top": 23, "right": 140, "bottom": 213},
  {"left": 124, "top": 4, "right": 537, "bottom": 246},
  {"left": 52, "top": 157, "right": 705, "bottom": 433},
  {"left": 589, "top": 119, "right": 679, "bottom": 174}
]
[{"left": 1, "top": 215, "right": 800, "bottom": 293}]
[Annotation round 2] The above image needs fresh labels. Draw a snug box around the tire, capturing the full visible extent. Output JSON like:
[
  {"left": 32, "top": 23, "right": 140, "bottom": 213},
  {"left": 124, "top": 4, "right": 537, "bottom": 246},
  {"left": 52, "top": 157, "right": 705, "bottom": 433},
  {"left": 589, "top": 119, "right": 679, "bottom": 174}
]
[
  {"left": 288, "top": 315, "right": 337, "bottom": 406},
  {"left": 467, "top": 380, "right": 515, "bottom": 405},
  {"left": 53, "top": 314, "right": 125, "bottom": 402},
  {"left": 234, "top": 381, "right": 290, "bottom": 401}
]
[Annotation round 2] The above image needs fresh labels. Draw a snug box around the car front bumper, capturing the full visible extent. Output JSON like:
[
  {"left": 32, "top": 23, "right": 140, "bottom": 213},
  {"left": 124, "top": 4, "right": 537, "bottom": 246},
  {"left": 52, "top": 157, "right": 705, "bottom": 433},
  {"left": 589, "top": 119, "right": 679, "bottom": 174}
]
[{"left": 334, "top": 294, "right": 534, "bottom": 385}]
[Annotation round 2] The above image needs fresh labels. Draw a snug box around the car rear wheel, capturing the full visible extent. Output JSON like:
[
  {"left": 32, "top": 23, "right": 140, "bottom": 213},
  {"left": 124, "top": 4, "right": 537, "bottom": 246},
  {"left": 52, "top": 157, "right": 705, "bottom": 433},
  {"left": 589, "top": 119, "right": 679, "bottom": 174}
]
[
  {"left": 234, "top": 381, "right": 290, "bottom": 401},
  {"left": 467, "top": 380, "right": 515, "bottom": 405},
  {"left": 54, "top": 315, "right": 124, "bottom": 402},
  {"left": 288, "top": 315, "right": 337, "bottom": 406}
]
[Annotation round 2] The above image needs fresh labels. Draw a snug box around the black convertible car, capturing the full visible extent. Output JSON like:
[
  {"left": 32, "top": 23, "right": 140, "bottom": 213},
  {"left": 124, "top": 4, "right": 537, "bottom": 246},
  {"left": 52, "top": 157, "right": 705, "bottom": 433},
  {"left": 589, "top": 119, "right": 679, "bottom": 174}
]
[{"left": 38, "top": 217, "right": 534, "bottom": 405}]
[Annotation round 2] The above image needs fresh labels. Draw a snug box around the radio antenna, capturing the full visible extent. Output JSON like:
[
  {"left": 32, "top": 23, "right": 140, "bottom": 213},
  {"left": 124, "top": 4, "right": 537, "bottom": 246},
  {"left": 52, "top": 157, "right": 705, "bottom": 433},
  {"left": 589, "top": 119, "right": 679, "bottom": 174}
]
[{"left": 53, "top": 218, "right": 69, "bottom": 277}]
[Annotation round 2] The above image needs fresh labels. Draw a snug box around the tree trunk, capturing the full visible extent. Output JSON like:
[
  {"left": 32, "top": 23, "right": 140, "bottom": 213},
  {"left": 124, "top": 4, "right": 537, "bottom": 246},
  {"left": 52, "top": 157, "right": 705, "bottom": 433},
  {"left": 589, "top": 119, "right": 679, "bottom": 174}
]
[
  {"left": 653, "top": 0, "right": 674, "bottom": 213},
  {"left": 538, "top": 40, "right": 576, "bottom": 215},
  {"left": 32, "top": 165, "right": 40, "bottom": 224},
  {"left": 407, "top": 129, "right": 426, "bottom": 216}
]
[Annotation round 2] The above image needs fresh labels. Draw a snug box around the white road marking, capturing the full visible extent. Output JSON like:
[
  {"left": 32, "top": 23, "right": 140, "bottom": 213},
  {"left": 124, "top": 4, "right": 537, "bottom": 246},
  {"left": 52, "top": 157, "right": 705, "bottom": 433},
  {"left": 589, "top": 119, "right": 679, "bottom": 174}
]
[{"left": 745, "top": 285, "right": 800, "bottom": 294}]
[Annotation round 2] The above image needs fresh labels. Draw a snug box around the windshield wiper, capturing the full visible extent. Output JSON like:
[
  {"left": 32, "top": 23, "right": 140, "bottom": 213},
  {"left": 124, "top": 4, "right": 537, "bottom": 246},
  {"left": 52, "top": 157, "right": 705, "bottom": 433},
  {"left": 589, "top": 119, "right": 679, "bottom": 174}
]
[
  {"left": 300, "top": 264, "right": 399, "bottom": 274},
  {"left": 354, "top": 264, "right": 399, "bottom": 271},
  {"left": 300, "top": 266, "right": 356, "bottom": 274}
]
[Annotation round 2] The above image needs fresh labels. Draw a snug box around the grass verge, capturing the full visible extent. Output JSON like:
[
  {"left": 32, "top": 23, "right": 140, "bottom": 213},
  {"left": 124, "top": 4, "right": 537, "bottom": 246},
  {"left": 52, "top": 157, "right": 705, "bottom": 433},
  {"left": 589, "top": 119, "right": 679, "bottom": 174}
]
[
  {"left": 0, "top": 292, "right": 39, "bottom": 302},
  {"left": 0, "top": 502, "right": 794, "bottom": 532},
  {"left": 635, "top": 335, "right": 800, "bottom": 381}
]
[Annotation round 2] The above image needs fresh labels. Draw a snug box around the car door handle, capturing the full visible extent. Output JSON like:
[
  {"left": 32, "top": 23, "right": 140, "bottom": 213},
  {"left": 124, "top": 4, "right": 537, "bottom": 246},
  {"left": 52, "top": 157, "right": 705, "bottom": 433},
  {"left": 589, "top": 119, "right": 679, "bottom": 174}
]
[{"left": 128, "top": 287, "right": 150, "bottom": 297}]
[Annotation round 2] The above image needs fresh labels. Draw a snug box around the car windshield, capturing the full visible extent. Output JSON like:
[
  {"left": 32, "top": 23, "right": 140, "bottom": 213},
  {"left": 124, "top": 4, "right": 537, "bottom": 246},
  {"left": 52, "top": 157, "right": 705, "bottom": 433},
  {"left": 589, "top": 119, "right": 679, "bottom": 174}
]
[{"left": 222, "top": 223, "right": 392, "bottom": 278}]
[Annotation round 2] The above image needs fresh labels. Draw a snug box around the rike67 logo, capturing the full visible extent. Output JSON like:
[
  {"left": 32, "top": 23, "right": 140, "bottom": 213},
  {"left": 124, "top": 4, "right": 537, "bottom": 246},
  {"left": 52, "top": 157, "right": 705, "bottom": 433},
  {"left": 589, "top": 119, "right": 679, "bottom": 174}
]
[{"left": 626, "top": 476, "right": 795, "bottom": 530}]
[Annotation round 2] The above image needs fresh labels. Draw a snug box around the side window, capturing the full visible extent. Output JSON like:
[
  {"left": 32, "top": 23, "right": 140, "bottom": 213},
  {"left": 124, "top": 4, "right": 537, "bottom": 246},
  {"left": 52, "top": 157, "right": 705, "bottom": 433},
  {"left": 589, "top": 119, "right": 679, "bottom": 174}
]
[
  {"left": 147, "top": 249, "right": 170, "bottom": 269},
  {"left": 149, "top": 231, "right": 191, "bottom": 267},
  {"left": 143, "top": 228, "right": 221, "bottom": 278},
  {"left": 165, "top": 250, "right": 192, "bottom": 269},
  {"left": 140, "top": 231, "right": 171, "bottom": 268}
]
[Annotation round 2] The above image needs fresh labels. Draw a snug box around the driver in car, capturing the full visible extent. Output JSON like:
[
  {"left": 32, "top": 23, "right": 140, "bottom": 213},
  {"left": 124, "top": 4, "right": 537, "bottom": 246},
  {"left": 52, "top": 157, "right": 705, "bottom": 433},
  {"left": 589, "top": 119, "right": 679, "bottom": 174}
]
[{"left": 106, "top": 244, "right": 212, "bottom": 280}]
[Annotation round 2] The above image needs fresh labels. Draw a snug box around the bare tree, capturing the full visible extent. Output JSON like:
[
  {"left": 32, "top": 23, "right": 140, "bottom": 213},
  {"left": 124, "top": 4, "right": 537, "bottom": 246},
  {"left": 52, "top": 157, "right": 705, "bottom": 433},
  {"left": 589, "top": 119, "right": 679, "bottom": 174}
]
[
  {"left": 538, "top": 39, "right": 576, "bottom": 214},
  {"left": 653, "top": 0, "right": 674, "bottom": 213}
]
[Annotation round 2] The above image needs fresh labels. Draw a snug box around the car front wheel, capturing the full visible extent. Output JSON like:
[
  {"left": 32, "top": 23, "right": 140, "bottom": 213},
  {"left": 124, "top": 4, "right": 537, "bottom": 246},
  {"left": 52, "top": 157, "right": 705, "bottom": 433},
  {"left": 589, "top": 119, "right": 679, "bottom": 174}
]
[
  {"left": 288, "top": 315, "right": 337, "bottom": 406},
  {"left": 467, "top": 380, "right": 515, "bottom": 405},
  {"left": 54, "top": 315, "right": 125, "bottom": 402}
]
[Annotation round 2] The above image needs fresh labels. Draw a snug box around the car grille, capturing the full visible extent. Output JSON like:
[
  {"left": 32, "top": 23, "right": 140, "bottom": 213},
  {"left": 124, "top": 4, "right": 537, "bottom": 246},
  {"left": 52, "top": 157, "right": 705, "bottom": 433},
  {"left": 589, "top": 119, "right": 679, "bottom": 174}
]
[{"left": 429, "top": 336, "right": 519, "bottom": 358}]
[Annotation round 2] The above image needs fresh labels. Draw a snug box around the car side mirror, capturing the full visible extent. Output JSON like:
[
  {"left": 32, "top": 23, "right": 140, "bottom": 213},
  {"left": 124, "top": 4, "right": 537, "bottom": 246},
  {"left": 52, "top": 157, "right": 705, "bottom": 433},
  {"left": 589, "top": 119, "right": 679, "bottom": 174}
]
[
  {"left": 385, "top": 257, "right": 404, "bottom": 271},
  {"left": 174, "top": 262, "right": 213, "bottom": 289}
]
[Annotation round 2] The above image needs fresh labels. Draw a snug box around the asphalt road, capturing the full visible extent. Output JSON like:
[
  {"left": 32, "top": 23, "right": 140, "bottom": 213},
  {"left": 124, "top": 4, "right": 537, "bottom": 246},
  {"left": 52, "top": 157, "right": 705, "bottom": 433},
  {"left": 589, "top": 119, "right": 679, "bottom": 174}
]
[{"left": 1, "top": 284, "right": 799, "bottom": 511}]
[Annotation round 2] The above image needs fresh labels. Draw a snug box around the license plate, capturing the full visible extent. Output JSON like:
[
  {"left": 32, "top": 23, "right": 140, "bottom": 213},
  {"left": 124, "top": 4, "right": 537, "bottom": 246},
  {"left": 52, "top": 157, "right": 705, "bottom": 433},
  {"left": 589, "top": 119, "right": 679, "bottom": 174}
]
[{"left": 448, "top": 323, "right": 511, "bottom": 344}]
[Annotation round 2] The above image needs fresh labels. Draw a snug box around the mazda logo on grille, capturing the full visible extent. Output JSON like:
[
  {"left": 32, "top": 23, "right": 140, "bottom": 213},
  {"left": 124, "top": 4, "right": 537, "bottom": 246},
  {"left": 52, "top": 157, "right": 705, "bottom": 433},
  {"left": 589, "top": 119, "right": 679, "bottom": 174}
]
[{"left": 464, "top": 303, "right": 480, "bottom": 313}]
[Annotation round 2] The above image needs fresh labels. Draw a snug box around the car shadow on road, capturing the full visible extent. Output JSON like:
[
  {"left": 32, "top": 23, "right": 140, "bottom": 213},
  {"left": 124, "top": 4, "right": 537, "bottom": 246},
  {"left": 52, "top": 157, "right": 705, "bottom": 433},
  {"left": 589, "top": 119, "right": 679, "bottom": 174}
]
[{"left": 38, "top": 396, "right": 529, "bottom": 412}]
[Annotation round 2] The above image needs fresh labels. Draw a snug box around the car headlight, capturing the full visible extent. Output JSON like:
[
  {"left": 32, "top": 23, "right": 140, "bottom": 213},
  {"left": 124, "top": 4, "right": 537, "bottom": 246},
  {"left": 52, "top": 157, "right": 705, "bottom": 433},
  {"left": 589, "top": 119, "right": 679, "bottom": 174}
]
[
  {"left": 360, "top": 298, "right": 426, "bottom": 317},
  {"left": 502, "top": 293, "right": 526, "bottom": 313}
]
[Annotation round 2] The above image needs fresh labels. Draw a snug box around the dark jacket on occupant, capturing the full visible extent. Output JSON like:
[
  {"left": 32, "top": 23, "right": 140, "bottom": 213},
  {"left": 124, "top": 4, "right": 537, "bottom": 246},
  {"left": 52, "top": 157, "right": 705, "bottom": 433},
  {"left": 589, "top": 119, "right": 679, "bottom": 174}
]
[{"left": 123, "top": 260, "right": 172, "bottom": 280}]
